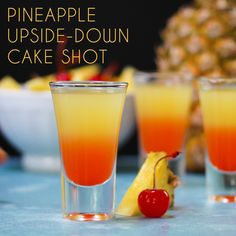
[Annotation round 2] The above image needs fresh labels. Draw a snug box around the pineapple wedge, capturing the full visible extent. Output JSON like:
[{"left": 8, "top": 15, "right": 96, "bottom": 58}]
[
  {"left": 0, "top": 76, "right": 21, "bottom": 90},
  {"left": 25, "top": 77, "right": 50, "bottom": 91},
  {"left": 116, "top": 152, "right": 179, "bottom": 216}
]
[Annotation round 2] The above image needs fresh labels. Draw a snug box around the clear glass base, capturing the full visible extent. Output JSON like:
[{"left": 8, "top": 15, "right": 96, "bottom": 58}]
[
  {"left": 64, "top": 213, "right": 113, "bottom": 221},
  {"left": 206, "top": 159, "right": 236, "bottom": 203},
  {"left": 61, "top": 167, "right": 116, "bottom": 221}
]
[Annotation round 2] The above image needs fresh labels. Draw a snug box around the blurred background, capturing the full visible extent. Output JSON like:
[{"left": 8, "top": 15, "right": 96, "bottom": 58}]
[{"left": 0, "top": 0, "right": 191, "bottom": 157}]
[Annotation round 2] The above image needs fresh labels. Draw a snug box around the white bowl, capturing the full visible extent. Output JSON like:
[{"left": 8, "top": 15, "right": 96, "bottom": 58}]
[{"left": 0, "top": 89, "right": 135, "bottom": 172}]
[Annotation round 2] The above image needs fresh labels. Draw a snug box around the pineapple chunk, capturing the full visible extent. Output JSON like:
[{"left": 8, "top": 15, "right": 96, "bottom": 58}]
[
  {"left": 25, "top": 77, "right": 50, "bottom": 91},
  {"left": 44, "top": 74, "right": 56, "bottom": 83},
  {"left": 70, "top": 64, "right": 101, "bottom": 81},
  {"left": 116, "top": 152, "right": 179, "bottom": 216},
  {"left": 0, "top": 76, "right": 21, "bottom": 90}
]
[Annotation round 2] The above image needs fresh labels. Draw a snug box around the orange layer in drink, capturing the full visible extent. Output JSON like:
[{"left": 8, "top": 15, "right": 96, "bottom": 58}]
[
  {"left": 139, "top": 118, "right": 187, "bottom": 154},
  {"left": 52, "top": 88, "right": 126, "bottom": 186},
  {"left": 60, "top": 137, "right": 117, "bottom": 186},
  {"left": 205, "top": 127, "right": 236, "bottom": 171},
  {"left": 200, "top": 89, "right": 236, "bottom": 172}
]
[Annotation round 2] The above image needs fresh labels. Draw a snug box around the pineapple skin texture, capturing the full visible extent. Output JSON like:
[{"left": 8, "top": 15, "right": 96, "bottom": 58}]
[
  {"left": 116, "top": 152, "right": 177, "bottom": 217},
  {"left": 157, "top": 0, "right": 236, "bottom": 172},
  {"left": 157, "top": 0, "right": 236, "bottom": 77}
]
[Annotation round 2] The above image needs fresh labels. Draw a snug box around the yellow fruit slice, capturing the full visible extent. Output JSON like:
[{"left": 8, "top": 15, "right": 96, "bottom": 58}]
[
  {"left": 44, "top": 74, "right": 56, "bottom": 84},
  {"left": 0, "top": 76, "right": 21, "bottom": 90},
  {"left": 70, "top": 64, "right": 101, "bottom": 81},
  {"left": 117, "top": 66, "right": 135, "bottom": 94},
  {"left": 25, "top": 77, "right": 50, "bottom": 91},
  {"left": 116, "top": 152, "right": 165, "bottom": 216},
  {"left": 116, "top": 152, "right": 179, "bottom": 216}
]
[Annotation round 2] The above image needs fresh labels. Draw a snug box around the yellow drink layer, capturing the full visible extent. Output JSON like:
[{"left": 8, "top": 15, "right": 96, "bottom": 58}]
[
  {"left": 200, "top": 89, "right": 236, "bottom": 129},
  {"left": 51, "top": 87, "right": 126, "bottom": 186},
  {"left": 135, "top": 85, "right": 192, "bottom": 119},
  {"left": 52, "top": 88, "right": 125, "bottom": 138}
]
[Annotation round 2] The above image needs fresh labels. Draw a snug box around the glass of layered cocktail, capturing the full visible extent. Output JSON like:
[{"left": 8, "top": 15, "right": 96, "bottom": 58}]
[
  {"left": 199, "top": 77, "right": 236, "bottom": 202},
  {"left": 50, "top": 81, "right": 127, "bottom": 221},
  {"left": 134, "top": 72, "right": 192, "bottom": 175}
]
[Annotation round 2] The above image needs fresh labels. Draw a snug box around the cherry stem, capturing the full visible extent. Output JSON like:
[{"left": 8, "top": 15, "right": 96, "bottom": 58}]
[{"left": 153, "top": 151, "right": 180, "bottom": 189}]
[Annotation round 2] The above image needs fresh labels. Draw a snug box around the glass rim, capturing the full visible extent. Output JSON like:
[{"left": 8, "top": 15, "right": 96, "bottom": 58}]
[
  {"left": 49, "top": 81, "right": 128, "bottom": 88},
  {"left": 199, "top": 77, "right": 236, "bottom": 84},
  {"left": 134, "top": 71, "right": 193, "bottom": 84},
  {"left": 134, "top": 70, "right": 193, "bottom": 77},
  {"left": 199, "top": 77, "right": 236, "bottom": 91}
]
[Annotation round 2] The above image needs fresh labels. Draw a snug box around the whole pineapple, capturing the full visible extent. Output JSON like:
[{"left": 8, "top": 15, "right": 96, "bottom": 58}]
[{"left": 157, "top": 0, "right": 236, "bottom": 172}]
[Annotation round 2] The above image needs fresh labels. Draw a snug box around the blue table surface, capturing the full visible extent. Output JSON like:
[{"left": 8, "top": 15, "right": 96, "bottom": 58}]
[{"left": 1, "top": 160, "right": 236, "bottom": 236}]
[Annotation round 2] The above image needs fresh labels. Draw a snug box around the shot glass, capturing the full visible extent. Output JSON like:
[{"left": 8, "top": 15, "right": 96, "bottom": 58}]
[
  {"left": 50, "top": 81, "right": 127, "bottom": 221},
  {"left": 199, "top": 77, "right": 236, "bottom": 203},
  {"left": 134, "top": 72, "right": 192, "bottom": 175}
]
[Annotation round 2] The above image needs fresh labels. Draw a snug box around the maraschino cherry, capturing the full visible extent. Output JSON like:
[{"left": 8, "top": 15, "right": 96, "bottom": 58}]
[
  {"left": 56, "top": 71, "right": 71, "bottom": 81},
  {"left": 138, "top": 151, "right": 180, "bottom": 218}
]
